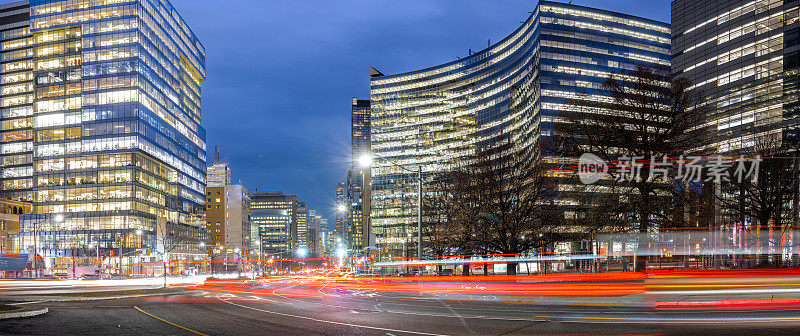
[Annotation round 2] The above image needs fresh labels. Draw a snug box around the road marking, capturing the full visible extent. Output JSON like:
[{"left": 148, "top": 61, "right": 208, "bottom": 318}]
[
  {"left": 216, "top": 294, "right": 451, "bottom": 336},
  {"left": 133, "top": 306, "right": 209, "bottom": 336},
  {"left": 9, "top": 301, "right": 47, "bottom": 306},
  {"left": 532, "top": 314, "right": 800, "bottom": 324}
]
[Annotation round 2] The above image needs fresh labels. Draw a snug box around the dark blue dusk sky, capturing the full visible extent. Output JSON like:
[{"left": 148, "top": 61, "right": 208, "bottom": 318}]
[
  {"left": 171, "top": 0, "right": 672, "bottom": 222},
  {"left": 6, "top": 0, "right": 673, "bottom": 221}
]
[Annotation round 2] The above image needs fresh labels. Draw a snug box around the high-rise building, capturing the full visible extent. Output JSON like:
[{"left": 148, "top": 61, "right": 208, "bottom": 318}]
[
  {"left": 0, "top": 1, "right": 34, "bottom": 203},
  {"left": 334, "top": 181, "right": 347, "bottom": 240},
  {"left": 206, "top": 163, "right": 231, "bottom": 187},
  {"left": 251, "top": 191, "right": 297, "bottom": 255},
  {"left": 369, "top": 1, "right": 670, "bottom": 256},
  {"left": 295, "top": 201, "right": 308, "bottom": 250},
  {"left": 3, "top": 0, "right": 208, "bottom": 267},
  {"left": 346, "top": 98, "right": 371, "bottom": 252},
  {"left": 672, "top": 0, "right": 797, "bottom": 153},
  {"left": 351, "top": 98, "right": 371, "bottom": 163},
  {"left": 307, "top": 209, "right": 327, "bottom": 257},
  {"left": 0, "top": 1, "right": 33, "bottom": 254}
]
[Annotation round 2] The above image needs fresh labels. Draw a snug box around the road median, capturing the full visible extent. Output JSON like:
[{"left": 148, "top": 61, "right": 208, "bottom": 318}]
[{"left": 0, "top": 305, "right": 49, "bottom": 320}]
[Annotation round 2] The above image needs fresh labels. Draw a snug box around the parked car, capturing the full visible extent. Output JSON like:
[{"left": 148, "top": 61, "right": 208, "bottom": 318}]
[
  {"left": 438, "top": 269, "right": 455, "bottom": 276},
  {"left": 80, "top": 274, "right": 101, "bottom": 280}
]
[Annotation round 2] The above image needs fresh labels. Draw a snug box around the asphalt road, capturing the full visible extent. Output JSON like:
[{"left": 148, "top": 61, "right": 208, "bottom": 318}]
[{"left": 3, "top": 280, "right": 800, "bottom": 335}]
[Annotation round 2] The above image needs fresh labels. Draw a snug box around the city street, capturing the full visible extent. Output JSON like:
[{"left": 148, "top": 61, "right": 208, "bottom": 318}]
[{"left": 4, "top": 276, "right": 800, "bottom": 335}]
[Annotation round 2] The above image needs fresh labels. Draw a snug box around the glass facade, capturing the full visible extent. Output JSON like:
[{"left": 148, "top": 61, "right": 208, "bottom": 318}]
[
  {"left": 672, "top": 0, "right": 798, "bottom": 153},
  {"left": 347, "top": 98, "right": 370, "bottom": 251},
  {"left": 369, "top": 1, "right": 670, "bottom": 256},
  {"left": 251, "top": 191, "right": 296, "bottom": 254},
  {"left": 0, "top": 0, "right": 207, "bottom": 264}
]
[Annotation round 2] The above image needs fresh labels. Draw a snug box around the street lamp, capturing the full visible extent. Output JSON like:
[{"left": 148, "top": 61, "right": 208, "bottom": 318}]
[
  {"left": 234, "top": 248, "right": 241, "bottom": 275},
  {"left": 360, "top": 153, "right": 423, "bottom": 260},
  {"left": 297, "top": 247, "right": 308, "bottom": 258},
  {"left": 337, "top": 204, "right": 347, "bottom": 213}
]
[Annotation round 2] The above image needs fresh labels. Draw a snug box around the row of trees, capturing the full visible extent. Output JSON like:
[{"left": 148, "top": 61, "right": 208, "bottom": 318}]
[{"left": 421, "top": 64, "right": 800, "bottom": 273}]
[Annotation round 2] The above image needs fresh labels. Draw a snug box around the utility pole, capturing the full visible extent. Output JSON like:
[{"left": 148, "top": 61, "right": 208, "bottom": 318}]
[
  {"left": 72, "top": 243, "right": 76, "bottom": 279},
  {"left": 417, "top": 165, "right": 423, "bottom": 261},
  {"left": 118, "top": 232, "right": 125, "bottom": 275},
  {"left": 32, "top": 219, "right": 37, "bottom": 279}
]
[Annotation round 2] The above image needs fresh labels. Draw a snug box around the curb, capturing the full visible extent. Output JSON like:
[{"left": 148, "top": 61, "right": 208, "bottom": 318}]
[
  {"left": 1, "top": 289, "right": 194, "bottom": 303},
  {"left": 0, "top": 307, "right": 49, "bottom": 320}
]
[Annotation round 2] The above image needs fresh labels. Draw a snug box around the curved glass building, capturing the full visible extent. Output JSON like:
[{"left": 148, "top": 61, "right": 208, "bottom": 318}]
[{"left": 369, "top": 1, "right": 670, "bottom": 257}]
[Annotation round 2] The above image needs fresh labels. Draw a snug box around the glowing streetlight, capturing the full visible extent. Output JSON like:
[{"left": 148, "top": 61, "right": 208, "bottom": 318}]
[
  {"left": 358, "top": 154, "right": 373, "bottom": 168},
  {"left": 136, "top": 229, "right": 143, "bottom": 236},
  {"left": 336, "top": 248, "right": 346, "bottom": 259},
  {"left": 297, "top": 247, "right": 308, "bottom": 258},
  {"left": 199, "top": 242, "right": 206, "bottom": 247},
  {"left": 337, "top": 204, "right": 347, "bottom": 213},
  {"left": 54, "top": 214, "right": 64, "bottom": 223}
]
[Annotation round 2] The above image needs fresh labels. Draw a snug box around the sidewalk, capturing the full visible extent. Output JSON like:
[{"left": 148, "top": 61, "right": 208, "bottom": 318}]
[{"left": 0, "top": 288, "right": 192, "bottom": 303}]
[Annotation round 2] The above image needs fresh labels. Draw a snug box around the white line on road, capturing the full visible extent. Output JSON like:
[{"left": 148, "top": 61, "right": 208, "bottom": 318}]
[{"left": 216, "top": 294, "right": 452, "bottom": 336}]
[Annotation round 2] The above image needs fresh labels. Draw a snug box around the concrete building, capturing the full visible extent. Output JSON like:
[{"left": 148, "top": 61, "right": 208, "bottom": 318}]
[
  {"left": 205, "top": 185, "right": 251, "bottom": 251},
  {"left": 0, "top": 199, "right": 31, "bottom": 253}
]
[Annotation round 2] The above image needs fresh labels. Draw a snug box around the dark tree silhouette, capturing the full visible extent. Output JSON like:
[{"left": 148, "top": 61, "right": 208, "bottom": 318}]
[{"left": 556, "top": 64, "right": 706, "bottom": 271}]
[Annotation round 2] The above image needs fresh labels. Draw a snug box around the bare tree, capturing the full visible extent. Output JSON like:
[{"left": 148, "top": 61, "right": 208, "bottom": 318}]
[
  {"left": 455, "top": 144, "right": 560, "bottom": 275},
  {"left": 156, "top": 222, "right": 198, "bottom": 287},
  {"left": 424, "top": 167, "right": 485, "bottom": 275},
  {"left": 556, "top": 64, "right": 706, "bottom": 271},
  {"left": 716, "top": 136, "right": 799, "bottom": 266},
  {"left": 422, "top": 170, "right": 460, "bottom": 274}
]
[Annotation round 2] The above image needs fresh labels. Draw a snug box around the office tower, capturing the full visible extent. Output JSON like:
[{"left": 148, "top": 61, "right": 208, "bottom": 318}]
[
  {"left": 4, "top": 0, "right": 208, "bottom": 269},
  {"left": 334, "top": 181, "right": 346, "bottom": 241},
  {"left": 345, "top": 98, "right": 371, "bottom": 252},
  {"left": 0, "top": 1, "right": 34, "bottom": 204},
  {"left": 672, "top": 0, "right": 797, "bottom": 153},
  {"left": 295, "top": 201, "right": 308, "bottom": 251},
  {"left": 369, "top": 1, "right": 670, "bottom": 256},
  {"left": 206, "top": 163, "right": 231, "bottom": 187},
  {"left": 307, "top": 209, "right": 326, "bottom": 256},
  {"left": 251, "top": 191, "right": 297, "bottom": 255}
]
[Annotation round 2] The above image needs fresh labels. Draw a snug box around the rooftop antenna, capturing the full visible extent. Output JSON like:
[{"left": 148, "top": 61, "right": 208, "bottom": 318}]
[
  {"left": 214, "top": 145, "right": 220, "bottom": 165},
  {"left": 488, "top": 39, "right": 491, "bottom": 47}
]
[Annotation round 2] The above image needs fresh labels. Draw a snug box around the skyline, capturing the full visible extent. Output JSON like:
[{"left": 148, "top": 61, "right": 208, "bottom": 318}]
[
  {"left": 180, "top": 0, "right": 672, "bottom": 222},
  {"left": 0, "top": 0, "right": 673, "bottom": 221}
]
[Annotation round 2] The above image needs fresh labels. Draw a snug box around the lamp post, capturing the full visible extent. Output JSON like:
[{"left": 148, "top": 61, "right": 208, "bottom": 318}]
[
  {"left": 234, "top": 248, "right": 241, "bottom": 276},
  {"left": 199, "top": 241, "right": 206, "bottom": 276},
  {"left": 359, "top": 154, "right": 423, "bottom": 261}
]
